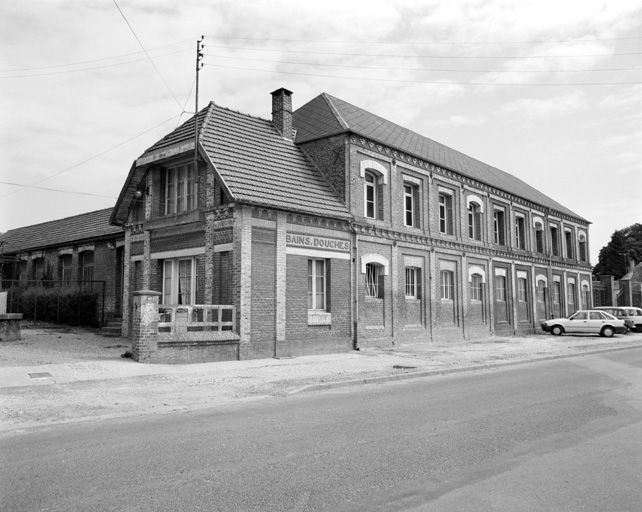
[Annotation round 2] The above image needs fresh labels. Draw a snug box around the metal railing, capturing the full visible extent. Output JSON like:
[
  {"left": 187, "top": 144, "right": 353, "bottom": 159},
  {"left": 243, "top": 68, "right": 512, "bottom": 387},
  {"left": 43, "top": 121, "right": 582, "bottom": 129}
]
[{"left": 158, "top": 304, "right": 236, "bottom": 335}]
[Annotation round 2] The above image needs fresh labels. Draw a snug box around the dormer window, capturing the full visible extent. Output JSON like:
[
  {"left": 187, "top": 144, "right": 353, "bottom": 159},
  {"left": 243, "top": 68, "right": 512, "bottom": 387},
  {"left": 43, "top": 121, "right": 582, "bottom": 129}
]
[{"left": 163, "top": 162, "right": 197, "bottom": 215}]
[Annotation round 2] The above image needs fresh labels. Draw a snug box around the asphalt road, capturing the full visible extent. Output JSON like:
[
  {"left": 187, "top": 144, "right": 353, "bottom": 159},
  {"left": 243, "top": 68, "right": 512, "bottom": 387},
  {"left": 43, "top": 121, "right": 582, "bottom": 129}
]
[{"left": 2, "top": 348, "right": 641, "bottom": 512}]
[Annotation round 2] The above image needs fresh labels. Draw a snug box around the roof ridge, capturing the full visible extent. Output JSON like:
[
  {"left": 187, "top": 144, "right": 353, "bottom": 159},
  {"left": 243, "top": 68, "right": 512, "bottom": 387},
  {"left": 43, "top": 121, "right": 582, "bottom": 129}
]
[
  {"left": 321, "top": 93, "right": 349, "bottom": 130},
  {"left": 2, "top": 207, "right": 113, "bottom": 234},
  {"left": 210, "top": 102, "right": 272, "bottom": 124}
]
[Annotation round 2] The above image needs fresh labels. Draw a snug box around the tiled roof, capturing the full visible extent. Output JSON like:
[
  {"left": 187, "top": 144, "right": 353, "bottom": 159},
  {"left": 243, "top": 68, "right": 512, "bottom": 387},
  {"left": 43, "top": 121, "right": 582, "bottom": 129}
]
[
  {"left": 0, "top": 208, "right": 122, "bottom": 254},
  {"left": 294, "top": 93, "right": 587, "bottom": 222},
  {"left": 113, "top": 103, "right": 351, "bottom": 224},
  {"left": 199, "top": 104, "right": 350, "bottom": 219}
]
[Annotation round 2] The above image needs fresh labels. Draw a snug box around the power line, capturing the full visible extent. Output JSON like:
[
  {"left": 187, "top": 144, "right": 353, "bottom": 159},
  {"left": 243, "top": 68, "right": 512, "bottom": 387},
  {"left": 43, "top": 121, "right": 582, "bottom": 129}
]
[
  {"left": 0, "top": 38, "right": 193, "bottom": 73},
  {"left": 205, "top": 52, "right": 642, "bottom": 74},
  {"left": 205, "top": 34, "right": 642, "bottom": 45},
  {"left": 0, "top": 49, "right": 191, "bottom": 79},
  {"left": 205, "top": 43, "right": 642, "bottom": 60},
  {"left": 0, "top": 182, "right": 117, "bottom": 199},
  {"left": 0, "top": 113, "right": 182, "bottom": 199},
  {"left": 111, "top": 0, "right": 183, "bottom": 110},
  {"left": 205, "top": 62, "right": 641, "bottom": 86}
]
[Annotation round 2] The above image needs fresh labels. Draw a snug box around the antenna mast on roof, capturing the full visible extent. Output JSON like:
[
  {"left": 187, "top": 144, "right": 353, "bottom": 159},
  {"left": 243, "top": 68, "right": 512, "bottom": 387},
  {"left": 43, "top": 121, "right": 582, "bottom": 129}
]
[{"left": 194, "top": 35, "right": 205, "bottom": 170}]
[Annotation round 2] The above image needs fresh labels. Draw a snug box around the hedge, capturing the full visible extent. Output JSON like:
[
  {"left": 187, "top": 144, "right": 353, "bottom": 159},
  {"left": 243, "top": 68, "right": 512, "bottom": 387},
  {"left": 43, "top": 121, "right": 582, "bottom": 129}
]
[{"left": 8, "top": 286, "right": 99, "bottom": 327}]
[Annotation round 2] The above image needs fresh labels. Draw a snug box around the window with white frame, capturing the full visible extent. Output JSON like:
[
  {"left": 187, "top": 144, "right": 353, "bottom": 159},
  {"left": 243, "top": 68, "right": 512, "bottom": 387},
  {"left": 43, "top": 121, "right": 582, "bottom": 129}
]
[
  {"left": 439, "top": 192, "right": 454, "bottom": 235},
  {"left": 468, "top": 202, "right": 482, "bottom": 241},
  {"left": 404, "top": 183, "right": 419, "bottom": 227},
  {"left": 564, "top": 229, "right": 574, "bottom": 259},
  {"left": 495, "top": 275, "right": 507, "bottom": 302},
  {"left": 307, "top": 259, "right": 326, "bottom": 310},
  {"left": 162, "top": 258, "right": 195, "bottom": 305},
  {"left": 493, "top": 208, "right": 506, "bottom": 245},
  {"left": 405, "top": 267, "right": 421, "bottom": 299},
  {"left": 578, "top": 233, "right": 587, "bottom": 262},
  {"left": 567, "top": 281, "right": 576, "bottom": 306},
  {"left": 440, "top": 270, "right": 455, "bottom": 300},
  {"left": 470, "top": 273, "right": 483, "bottom": 301},
  {"left": 163, "top": 162, "right": 197, "bottom": 216},
  {"left": 534, "top": 222, "right": 544, "bottom": 253},
  {"left": 364, "top": 171, "right": 382, "bottom": 220},
  {"left": 517, "top": 277, "right": 528, "bottom": 302},
  {"left": 365, "top": 263, "right": 383, "bottom": 298},
  {"left": 550, "top": 225, "right": 560, "bottom": 256},
  {"left": 515, "top": 215, "right": 526, "bottom": 249},
  {"left": 59, "top": 255, "right": 72, "bottom": 287},
  {"left": 79, "top": 251, "right": 94, "bottom": 288},
  {"left": 553, "top": 281, "right": 561, "bottom": 304}
]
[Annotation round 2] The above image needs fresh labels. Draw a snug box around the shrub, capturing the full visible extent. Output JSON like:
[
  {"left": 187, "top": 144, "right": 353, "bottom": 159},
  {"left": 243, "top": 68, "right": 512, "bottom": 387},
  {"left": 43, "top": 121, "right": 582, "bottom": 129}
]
[{"left": 9, "top": 286, "right": 99, "bottom": 327}]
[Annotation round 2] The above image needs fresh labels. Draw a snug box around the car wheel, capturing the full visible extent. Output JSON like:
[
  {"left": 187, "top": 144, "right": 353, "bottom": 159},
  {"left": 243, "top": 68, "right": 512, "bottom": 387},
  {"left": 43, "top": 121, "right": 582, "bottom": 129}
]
[
  {"left": 601, "top": 326, "right": 615, "bottom": 338},
  {"left": 551, "top": 325, "right": 564, "bottom": 336}
]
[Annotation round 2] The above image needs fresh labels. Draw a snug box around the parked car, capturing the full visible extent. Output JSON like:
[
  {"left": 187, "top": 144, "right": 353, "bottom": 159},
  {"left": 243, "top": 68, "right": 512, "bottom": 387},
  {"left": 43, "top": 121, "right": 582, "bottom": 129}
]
[
  {"left": 625, "top": 307, "right": 642, "bottom": 332},
  {"left": 541, "top": 310, "right": 627, "bottom": 337},
  {"left": 594, "top": 306, "right": 636, "bottom": 332}
]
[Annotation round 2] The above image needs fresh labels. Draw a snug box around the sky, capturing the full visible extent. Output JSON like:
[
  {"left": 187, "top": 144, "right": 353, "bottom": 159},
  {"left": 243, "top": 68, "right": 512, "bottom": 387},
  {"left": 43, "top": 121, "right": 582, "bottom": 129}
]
[{"left": 1, "top": 0, "right": 641, "bottom": 265}]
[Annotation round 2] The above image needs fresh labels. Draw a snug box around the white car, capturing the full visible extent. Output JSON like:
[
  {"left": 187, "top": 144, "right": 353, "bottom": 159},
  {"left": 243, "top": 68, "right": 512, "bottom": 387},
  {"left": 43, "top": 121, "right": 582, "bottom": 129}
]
[{"left": 541, "top": 310, "right": 627, "bottom": 337}]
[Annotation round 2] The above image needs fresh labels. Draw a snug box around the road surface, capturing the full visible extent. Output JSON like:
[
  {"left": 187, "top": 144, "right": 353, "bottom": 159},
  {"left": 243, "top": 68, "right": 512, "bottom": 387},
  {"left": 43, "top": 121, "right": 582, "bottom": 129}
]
[{"left": 2, "top": 347, "right": 641, "bottom": 511}]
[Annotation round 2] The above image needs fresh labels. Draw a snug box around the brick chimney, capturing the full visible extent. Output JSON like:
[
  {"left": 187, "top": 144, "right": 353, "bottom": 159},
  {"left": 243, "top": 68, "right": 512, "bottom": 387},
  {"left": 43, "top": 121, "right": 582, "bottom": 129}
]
[{"left": 271, "top": 87, "right": 293, "bottom": 139}]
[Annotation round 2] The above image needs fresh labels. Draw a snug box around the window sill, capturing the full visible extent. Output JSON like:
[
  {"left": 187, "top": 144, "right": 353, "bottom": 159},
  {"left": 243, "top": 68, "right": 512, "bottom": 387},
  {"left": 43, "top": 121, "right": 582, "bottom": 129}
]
[{"left": 307, "top": 310, "right": 331, "bottom": 326}]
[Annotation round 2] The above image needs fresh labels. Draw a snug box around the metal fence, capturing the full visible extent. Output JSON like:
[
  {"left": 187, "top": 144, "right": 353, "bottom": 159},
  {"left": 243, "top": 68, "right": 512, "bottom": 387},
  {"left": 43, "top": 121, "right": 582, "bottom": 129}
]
[{"left": 0, "top": 279, "right": 106, "bottom": 327}]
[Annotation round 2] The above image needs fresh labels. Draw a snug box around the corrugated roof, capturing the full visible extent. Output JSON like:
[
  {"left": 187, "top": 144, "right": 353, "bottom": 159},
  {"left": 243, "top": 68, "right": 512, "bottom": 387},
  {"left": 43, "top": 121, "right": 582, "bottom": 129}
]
[
  {"left": 294, "top": 93, "right": 587, "bottom": 221},
  {"left": 0, "top": 208, "right": 121, "bottom": 254}
]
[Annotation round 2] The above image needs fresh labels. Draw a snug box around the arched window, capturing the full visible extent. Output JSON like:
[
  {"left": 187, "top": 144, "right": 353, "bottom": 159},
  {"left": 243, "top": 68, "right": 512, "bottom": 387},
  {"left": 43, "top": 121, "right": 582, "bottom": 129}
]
[
  {"left": 536, "top": 279, "right": 547, "bottom": 303},
  {"left": 364, "top": 171, "right": 383, "bottom": 220},
  {"left": 533, "top": 218, "right": 544, "bottom": 253},
  {"left": 582, "top": 282, "right": 591, "bottom": 308},
  {"left": 79, "top": 251, "right": 94, "bottom": 289}
]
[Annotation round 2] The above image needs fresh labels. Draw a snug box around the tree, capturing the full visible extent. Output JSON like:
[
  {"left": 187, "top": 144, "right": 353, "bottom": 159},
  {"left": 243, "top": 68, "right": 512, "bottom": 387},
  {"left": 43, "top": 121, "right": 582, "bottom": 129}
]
[{"left": 593, "top": 223, "right": 642, "bottom": 279}]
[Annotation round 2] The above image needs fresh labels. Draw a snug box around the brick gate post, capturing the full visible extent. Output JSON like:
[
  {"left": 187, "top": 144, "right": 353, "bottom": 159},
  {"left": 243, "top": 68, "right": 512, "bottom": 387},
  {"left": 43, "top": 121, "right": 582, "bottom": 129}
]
[{"left": 131, "top": 290, "right": 160, "bottom": 362}]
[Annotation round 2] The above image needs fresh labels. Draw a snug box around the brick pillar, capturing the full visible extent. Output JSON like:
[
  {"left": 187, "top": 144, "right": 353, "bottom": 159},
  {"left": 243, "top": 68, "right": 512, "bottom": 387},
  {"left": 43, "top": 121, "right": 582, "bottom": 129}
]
[
  {"left": 131, "top": 290, "right": 160, "bottom": 363},
  {"left": 275, "top": 212, "right": 286, "bottom": 356}
]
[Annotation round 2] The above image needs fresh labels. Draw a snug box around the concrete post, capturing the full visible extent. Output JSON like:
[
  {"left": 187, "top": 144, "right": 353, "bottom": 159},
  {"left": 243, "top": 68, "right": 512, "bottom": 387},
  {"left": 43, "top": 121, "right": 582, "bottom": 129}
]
[{"left": 131, "top": 290, "right": 160, "bottom": 362}]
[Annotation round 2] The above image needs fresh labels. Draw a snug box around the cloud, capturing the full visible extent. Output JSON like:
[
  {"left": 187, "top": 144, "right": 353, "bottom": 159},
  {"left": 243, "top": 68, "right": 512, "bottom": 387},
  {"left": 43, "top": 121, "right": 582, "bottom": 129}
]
[{"left": 500, "top": 92, "right": 587, "bottom": 120}]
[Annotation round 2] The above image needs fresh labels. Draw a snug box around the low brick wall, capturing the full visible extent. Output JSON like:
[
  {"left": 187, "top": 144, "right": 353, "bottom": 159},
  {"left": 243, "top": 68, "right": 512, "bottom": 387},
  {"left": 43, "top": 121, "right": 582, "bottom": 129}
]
[{"left": 152, "top": 338, "right": 240, "bottom": 364}]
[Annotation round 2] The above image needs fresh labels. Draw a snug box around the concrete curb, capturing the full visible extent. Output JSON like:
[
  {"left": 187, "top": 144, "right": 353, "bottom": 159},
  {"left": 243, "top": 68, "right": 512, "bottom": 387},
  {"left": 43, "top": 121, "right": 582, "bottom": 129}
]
[{"left": 290, "top": 342, "right": 642, "bottom": 395}]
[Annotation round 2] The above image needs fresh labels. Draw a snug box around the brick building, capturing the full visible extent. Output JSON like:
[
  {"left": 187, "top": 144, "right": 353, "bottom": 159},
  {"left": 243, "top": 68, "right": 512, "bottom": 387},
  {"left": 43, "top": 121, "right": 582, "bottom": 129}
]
[
  {"left": 0, "top": 208, "right": 125, "bottom": 324},
  {"left": 110, "top": 87, "right": 592, "bottom": 361}
]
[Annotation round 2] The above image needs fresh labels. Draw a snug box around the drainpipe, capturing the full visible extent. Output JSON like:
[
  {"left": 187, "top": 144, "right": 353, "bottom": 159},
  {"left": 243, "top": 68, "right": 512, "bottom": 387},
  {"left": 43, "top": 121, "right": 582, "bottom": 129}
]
[{"left": 350, "top": 221, "right": 359, "bottom": 350}]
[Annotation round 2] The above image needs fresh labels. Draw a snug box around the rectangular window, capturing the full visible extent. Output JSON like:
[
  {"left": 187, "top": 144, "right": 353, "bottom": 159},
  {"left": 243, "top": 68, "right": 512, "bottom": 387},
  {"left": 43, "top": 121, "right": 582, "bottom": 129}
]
[
  {"left": 493, "top": 209, "right": 506, "bottom": 245},
  {"left": 405, "top": 267, "right": 421, "bottom": 299},
  {"left": 439, "top": 193, "right": 453, "bottom": 235},
  {"left": 495, "top": 275, "right": 506, "bottom": 302},
  {"left": 59, "top": 255, "right": 72, "bottom": 287},
  {"left": 470, "top": 274, "right": 483, "bottom": 301},
  {"left": 365, "top": 263, "right": 383, "bottom": 298},
  {"left": 163, "top": 163, "right": 197, "bottom": 216},
  {"left": 515, "top": 216, "right": 526, "bottom": 249},
  {"left": 567, "top": 283, "right": 576, "bottom": 305},
  {"left": 535, "top": 228, "right": 544, "bottom": 253},
  {"left": 307, "top": 259, "right": 326, "bottom": 310},
  {"left": 404, "top": 184, "right": 419, "bottom": 227},
  {"left": 33, "top": 257, "right": 45, "bottom": 281},
  {"left": 579, "top": 238, "right": 587, "bottom": 262},
  {"left": 468, "top": 204, "right": 482, "bottom": 241},
  {"left": 553, "top": 281, "right": 561, "bottom": 304},
  {"left": 162, "top": 258, "right": 195, "bottom": 305},
  {"left": 536, "top": 281, "right": 546, "bottom": 303},
  {"left": 517, "top": 277, "right": 528, "bottom": 302},
  {"left": 79, "top": 252, "right": 94, "bottom": 288},
  {"left": 565, "top": 230, "right": 574, "bottom": 259},
  {"left": 550, "top": 226, "right": 559, "bottom": 256},
  {"left": 440, "top": 270, "right": 454, "bottom": 300}
]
